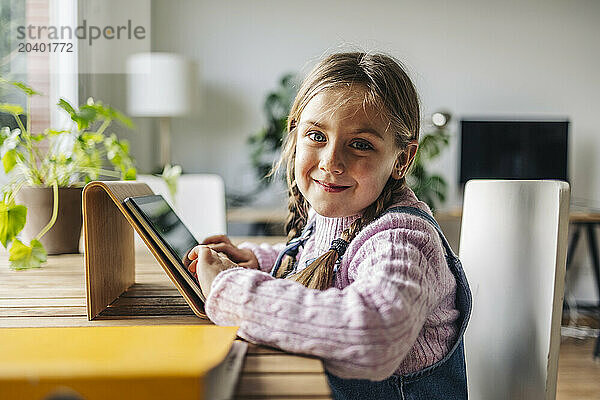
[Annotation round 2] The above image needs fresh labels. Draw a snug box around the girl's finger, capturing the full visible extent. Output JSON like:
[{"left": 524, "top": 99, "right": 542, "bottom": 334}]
[
  {"left": 201, "top": 235, "right": 232, "bottom": 246},
  {"left": 206, "top": 243, "right": 236, "bottom": 257},
  {"left": 206, "top": 243, "right": 248, "bottom": 263},
  {"left": 188, "top": 244, "right": 210, "bottom": 261},
  {"left": 197, "top": 245, "right": 218, "bottom": 263},
  {"left": 238, "top": 261, "right": 255, "bottom": 269},
  {"left": 188, "top": 259, "right": 198, "bottom": 274},
  {"left": 182, "top": 248, "right": 194, "bottom": 267},
  {"left": 187, "top": 245, "right": 200, "bottom": 260}
]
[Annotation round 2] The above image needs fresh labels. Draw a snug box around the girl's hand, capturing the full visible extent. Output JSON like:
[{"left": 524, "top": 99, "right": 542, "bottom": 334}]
[
  {"left": 187, "top": 245, "right": 238, "bottom": 298},
  {"left": 200, "top": 234, "right": 260, "bottom": 270}
]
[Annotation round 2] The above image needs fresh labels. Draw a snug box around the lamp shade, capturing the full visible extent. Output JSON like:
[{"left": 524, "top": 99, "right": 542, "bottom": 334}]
[{"left": 126, "top": 53, "right": 194, "bottom": 117}]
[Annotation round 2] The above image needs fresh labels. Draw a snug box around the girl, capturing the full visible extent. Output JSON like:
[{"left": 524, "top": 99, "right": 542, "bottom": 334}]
[{"left": 187, "top": 52, "right": 472, "bottom": 399}]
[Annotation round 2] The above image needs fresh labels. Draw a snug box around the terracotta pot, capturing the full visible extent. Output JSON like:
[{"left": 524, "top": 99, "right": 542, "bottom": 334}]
[{"left": 15, "top": 187, "right": 83, "bottom": 255}]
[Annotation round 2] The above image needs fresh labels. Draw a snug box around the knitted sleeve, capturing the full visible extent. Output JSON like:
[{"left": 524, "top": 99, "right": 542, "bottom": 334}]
[{"left": 205, "top": 217, "right": 450, "bottom": 381}]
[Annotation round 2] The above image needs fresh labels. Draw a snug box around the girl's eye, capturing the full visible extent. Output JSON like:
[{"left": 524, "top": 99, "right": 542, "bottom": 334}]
[
  {"left": 350, "top": 140, "right": 373, "bottom": 151},
  {"left": 307, "top": 131, "right": 326, "bottom": 142}
]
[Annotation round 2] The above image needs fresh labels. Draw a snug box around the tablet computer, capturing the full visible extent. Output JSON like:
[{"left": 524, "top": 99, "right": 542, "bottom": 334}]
[{"left": 123, "top": 195, "right": 205, "bottom": 303}]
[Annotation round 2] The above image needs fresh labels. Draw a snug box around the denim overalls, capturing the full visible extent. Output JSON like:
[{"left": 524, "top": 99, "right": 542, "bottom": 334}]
[{"left": 271, "top": 206, "right": 472, "bottom": 400}]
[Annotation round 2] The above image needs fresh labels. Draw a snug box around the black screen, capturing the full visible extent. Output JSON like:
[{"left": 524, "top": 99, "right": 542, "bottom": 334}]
[
  {"left": 129, "top": 195, "right": 198, "bottom": 264},
  {"left": 459, "top": 120, "right": 569, "bottom": 184}
]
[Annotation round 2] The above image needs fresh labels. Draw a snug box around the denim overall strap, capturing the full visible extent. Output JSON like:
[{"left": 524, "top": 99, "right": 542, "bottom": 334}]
[
  {"left": 270, "top": 219, "right": 315, "bottom": 277},
  {"left": 326, "top": 206, "right": 472, "bottom": 400}
]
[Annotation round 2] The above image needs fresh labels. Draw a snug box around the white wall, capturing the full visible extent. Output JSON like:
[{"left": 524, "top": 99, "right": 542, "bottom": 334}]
[
  {"left": 94, "top": 0, "right": 600, "bottom": 301},
  {"left": 148, "top": 0, "right": 600, "bottom": 212}
]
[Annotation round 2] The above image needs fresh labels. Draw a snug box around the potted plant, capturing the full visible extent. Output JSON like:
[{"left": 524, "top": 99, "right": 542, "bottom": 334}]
[
  {"left": 226, "top": 73, "right": 297, "bottom": 207},
  {"left": 406, "top": 112, "right": 452, "bottom": 211},
  {"left": 248, "top": 73, "right": 297, "bottom": 186},
  {"left": 0, "top": 77, "right": 136, "bottom": 269}
]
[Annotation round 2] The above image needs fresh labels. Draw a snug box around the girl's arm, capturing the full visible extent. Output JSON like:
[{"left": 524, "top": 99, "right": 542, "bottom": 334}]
[{"left": 204, "top": 219, "right": 454, "bottom": 381}]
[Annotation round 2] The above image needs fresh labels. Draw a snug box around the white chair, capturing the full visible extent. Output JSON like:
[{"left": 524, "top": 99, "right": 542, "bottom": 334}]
[
  {"left": 136, "top": 174, "right": 227, "bottom": 242},
  {"left": 459, "top": 180, "right": 570, "bottom": 400}
]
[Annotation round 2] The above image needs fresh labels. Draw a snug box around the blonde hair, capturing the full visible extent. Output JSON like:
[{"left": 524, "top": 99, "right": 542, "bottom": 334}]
[{"left": 271, "top": 52, "right": 421, "bottom": 289}]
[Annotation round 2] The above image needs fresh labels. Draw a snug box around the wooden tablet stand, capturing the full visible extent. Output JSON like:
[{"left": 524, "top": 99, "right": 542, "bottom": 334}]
[{"left": 82, "top": 181, "right": 206, "bottom": 320}]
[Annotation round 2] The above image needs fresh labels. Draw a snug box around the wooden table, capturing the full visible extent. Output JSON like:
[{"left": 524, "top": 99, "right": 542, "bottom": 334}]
[{"left": 0, "top": 246, "right": 332, "bottom": 399}]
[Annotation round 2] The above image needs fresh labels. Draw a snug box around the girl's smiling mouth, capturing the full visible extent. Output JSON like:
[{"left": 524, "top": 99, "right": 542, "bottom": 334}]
[{"left": 314, "top": 179, "right": 351, "bottom": 193}]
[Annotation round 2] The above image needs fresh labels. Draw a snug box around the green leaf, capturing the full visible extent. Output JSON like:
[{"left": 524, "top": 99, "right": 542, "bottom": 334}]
[
  {"left": 418, "top": 131, "right": 450, "bottom": 161},
  {"left": 2, "top": 149, "right": 19, "bottom": 173},
  {"left": 73, "top": 106, "right": 97, "bottom": 130},
  {"left": 110, "top": 108, "right": 134, "bottom": 129},
  {"left": 57, "top": 98, "right": 76, "bottom": 116},
  {"left": 8, "top": 239, "right": 47, "bottom": 270},
  {"left": 103, "top": 134, "right": 136, "bottom": 180},
  {"left": 0, "top": 201, "right": 27, "bottom": 247},
  {"left": 57, "top": 99, "right": 98, "bottom": 130},
  {"left": 91, "top": 102, "right": 134, "bottom": 128},
  {"left": 81, "top": 132, "right": 104, "bottom": 143},
  {"left": 0, "top": 103, "right": 24, "bottom": 115},
  {"left": 124, "top": 167, "right": 137, "bottom": 180},
  {"left": 0, "top": 126, "right": 10, "bottom": 145},
  {"left": 429, "top": 174, "right": 447, "bottom": 188},
  {"left": 44, "top": 128, "right": 70, "bottom": 137},
  {"left": 0, "top": 128, "right": 20, "bottom": 153},
  {"left": 11, "top": 81, "right": 41, "bottom": 96}
]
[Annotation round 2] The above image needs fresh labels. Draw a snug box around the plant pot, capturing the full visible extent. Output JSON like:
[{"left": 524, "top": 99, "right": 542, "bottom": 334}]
[{"left": 15, "top": 187, "right": 83, "bottom": 255}]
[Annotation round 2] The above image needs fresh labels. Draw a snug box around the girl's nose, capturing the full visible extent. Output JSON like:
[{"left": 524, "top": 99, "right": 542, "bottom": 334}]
[{"left": 319, "top": 145, "right": 345, "bottom": 174}]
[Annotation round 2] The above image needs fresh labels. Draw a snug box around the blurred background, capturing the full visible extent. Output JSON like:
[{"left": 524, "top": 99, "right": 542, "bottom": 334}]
[{"left": 1, "top": 0, "right": 599, "bottom": 305}]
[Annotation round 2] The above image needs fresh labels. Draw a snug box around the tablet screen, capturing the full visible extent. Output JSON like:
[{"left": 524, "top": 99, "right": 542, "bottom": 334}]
[{"left": 126, "top": 195, "right": 199, "bottom": 265}]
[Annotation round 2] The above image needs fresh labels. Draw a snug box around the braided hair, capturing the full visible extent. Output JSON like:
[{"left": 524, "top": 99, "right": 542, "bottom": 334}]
[{"left": 269, "top": 52, "right": 420, "bottom": 289}]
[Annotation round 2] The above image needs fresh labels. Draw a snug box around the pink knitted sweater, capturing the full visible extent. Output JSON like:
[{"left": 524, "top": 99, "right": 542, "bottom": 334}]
[{"left": 205, "top": 186, "right": 459, "bottom": 380}]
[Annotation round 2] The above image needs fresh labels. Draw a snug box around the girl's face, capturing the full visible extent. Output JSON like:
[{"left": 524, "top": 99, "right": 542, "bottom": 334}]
[{"left": 294, "top": 88, "right": 405, "bottom": 218}]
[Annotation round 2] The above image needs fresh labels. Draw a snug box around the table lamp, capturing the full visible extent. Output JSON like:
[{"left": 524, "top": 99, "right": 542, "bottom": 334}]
[{"left": 126, "top": 52, "right": 195, "bottom": 168}]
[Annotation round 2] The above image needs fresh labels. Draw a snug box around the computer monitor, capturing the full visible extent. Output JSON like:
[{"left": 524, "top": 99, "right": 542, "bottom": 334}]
[{"left": 459, "top": 119, "right": 569, "bottom": 184}]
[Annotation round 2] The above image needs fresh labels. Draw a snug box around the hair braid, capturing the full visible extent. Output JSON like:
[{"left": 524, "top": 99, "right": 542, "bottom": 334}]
[
  {"left": 273, "top": 130, "right": 310, "bottom": 278},
  {"left": 274, "top": 176, "right": 308, "bottom": 278},
  {"left": 285, "top": 178, "right": 307, "bottom": 241}
]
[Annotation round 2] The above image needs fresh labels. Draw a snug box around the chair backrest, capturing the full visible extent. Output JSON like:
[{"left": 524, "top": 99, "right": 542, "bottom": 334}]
[
  {"left": 459, "top": 180, "right": 570, "bottom": 400},
  {"left": 136, "top": 174, "right": 227, "bottom": 242}
]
